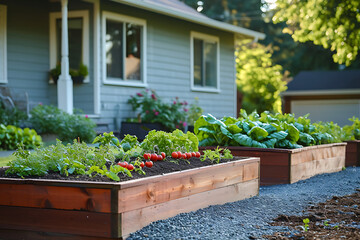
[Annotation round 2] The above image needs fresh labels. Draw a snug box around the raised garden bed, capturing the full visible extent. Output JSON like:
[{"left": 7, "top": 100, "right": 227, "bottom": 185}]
[
  {"left": 345, "top": 140, "right": 360, "bottom": 167},
  {"left": 200, "top": 143, "right": 346, "bottom": 186},
  {"left": 0, "top": 157, "right": 259, "bottom": 239}
]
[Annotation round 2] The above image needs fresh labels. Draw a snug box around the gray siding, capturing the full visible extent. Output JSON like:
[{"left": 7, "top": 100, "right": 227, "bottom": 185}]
[
  {"left": 100, "top": 2, "right": 236, "bottom": 130},
  {"left": 1, "top": 0, "right": 95, "bottom": 114},
  {"left": 3, "top": 0, "right": 50, "bottom": 106}
]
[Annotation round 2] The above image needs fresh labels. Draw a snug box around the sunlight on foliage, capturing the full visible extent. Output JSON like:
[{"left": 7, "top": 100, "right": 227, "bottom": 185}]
[{"left": 236, "top": 40, "right": 287, "bottom": 113}]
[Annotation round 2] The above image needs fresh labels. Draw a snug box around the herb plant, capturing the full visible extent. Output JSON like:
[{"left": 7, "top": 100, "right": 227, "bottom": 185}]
[
  {"left": 201, "top": 147, "right": 233, "bottom": 164},
  {"left": 0, "top": 124, "right": 42, "bottom": 150}
]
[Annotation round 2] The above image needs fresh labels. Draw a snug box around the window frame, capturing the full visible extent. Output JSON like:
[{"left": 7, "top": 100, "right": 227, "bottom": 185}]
[
  {"left": 102, "top": 11, "right": 147, "bottom": 87},
  {"left": 0, "top": 4, "right": 7, "bottom": 84},
  {"left": 49, "top": 10, "right": 90, "bottom": 83},
  {"left": 190, "top": 31, "right": 220, "bottom": 93}
]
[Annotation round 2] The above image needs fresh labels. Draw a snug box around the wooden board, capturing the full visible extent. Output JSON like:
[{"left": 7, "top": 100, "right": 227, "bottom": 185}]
[
  {"left": 0, "top": 184, "right": 112, "bottom": 212},
  {"left": 0, "top": 206, "right": 112, "bottom": 238},
  {"left": 345, "top": 141, "right": 360, "bottom": 166},
  {"left": 121, "top": 179, "right": 259, "bottom": 237}
]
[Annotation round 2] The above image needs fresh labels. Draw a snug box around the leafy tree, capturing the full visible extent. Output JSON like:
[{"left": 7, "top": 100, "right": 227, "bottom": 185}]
[
  {"left": 236, "top": 40, "right": 287, "bottom": 113},
  {"left": 273, "top": 0, "right": 360, "bottom": 66}
]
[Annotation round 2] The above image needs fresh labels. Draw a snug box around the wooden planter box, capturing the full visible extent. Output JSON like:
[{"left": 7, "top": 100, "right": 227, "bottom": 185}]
[
  {"left": 345, "top": 140, "right": 360, "bottom": 166},
  {"left": 200, "top": 143, "right": 346, "bottom": 186},
  {"left": 0, "top": 157, "right": 259, "bottom": 240}
]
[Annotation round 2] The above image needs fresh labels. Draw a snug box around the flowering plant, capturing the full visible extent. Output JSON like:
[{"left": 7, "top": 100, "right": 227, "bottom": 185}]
[{"left": 127, "top": 89, "right": 188, "bottom": 131}]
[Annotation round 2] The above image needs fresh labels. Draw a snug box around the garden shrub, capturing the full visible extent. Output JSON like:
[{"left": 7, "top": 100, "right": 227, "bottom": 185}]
[
  {"left": 29, "top": 105, "right": 96, "bottom": 143},
  {"left": 342, "top": 117, "right": 360, "bottom": 141},
  {"left": 0, "top": 124, "right": 42, "bottom": 150},
  {"left": 0, "top": 101, "right": 28, "bottom": 127}
]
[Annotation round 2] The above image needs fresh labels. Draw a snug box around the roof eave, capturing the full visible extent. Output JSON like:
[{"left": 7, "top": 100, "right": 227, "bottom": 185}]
[{"left": 112, "top": 0, "right": 265, "bottom": 40}]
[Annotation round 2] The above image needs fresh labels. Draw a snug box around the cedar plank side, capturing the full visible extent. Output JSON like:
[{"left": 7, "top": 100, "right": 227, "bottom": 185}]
[
  {"left": 0, "top": 228, "right": 116, "bottom": 240},
  {"left": 121, "top": 179, "right": 259, "bottom": 237},
  {"left": 345, "top": 141, "right": 360, "bottom": 166},
  {"left": 117, "top": 163, "right": 246, "bottom": 213},
  {"left": 0, "top": 184, "right": 112, "bottom": 212},
  {"left": 0, "top": 206, "right": 112, "bottom": 238}
]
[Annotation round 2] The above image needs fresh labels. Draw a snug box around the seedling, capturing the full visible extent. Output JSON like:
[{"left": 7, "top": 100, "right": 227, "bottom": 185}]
[{"left": 303, "top": 218, "right": 310, "bottom": 232}]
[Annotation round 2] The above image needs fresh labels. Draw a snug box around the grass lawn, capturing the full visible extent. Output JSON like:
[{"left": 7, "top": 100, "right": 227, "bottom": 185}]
[{"left": 0, "top": 155, "right": 14, "bottom": 167}]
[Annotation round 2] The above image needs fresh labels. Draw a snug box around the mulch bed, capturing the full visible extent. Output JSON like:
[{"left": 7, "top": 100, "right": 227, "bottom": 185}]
[
  {"left": 0, "top": 157, "right": 243, "bottom": 183},
  {"left": 264, "top": 189, "right": 360, "bottom": 239}
]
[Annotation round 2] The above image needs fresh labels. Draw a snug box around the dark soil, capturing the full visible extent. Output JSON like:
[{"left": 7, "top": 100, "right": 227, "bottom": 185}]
[
  {"left": 0, "top": 157, "right": 243, "bottom": 183},
  {"left": 264, "top": 189, "right": 360, "bottom": 239}
]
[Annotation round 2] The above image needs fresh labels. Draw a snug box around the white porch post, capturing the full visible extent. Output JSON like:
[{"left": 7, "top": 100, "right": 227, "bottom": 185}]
[{"left": 57, "top": 0, "right": 73, "bottom": 114}]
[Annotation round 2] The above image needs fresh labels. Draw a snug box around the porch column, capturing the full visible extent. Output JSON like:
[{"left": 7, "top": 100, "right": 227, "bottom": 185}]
[{"left": 57, "top": 0, "right": 73, "bottom": 114}]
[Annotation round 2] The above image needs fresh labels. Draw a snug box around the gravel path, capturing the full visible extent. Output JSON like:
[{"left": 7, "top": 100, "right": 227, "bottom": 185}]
[{"left": 128, "top": 167, "right": 360, "bottom": 240}]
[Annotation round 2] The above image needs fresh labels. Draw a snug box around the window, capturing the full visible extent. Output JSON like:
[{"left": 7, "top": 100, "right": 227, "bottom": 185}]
[
  {"left": 103, "top": 12, "right": 146, "bottom": 86},
  {"left": 50, "top": 11, "right": 89, "bottom": 82},
  {"left": 0, "top": 5, "right": 7, "bottom": 83},
  {"left": 191, "top": 32, "right": 220, "bottom": 92}
]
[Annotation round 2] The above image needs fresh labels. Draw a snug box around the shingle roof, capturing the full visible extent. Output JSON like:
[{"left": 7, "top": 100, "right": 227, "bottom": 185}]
[
  {"left": 286, "top": 70, "right": 360, "bottom": 92},
  {"left": 112, "top": 0, "right": 265, "bottom": 39}
]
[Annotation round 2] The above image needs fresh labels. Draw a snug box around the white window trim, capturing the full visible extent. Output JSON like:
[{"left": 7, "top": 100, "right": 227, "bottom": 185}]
[
  {"left": 49, "top": 10, "right": 90, "bottom": 83},
  {"left": 190, "top": 31, "right": 220, "bottom": 93},
  {"left": 0, "top": 5, "right": 7, "bottom": 84},
  {"left": 102, "top": 11, "right": 147, "bottom": 87}
]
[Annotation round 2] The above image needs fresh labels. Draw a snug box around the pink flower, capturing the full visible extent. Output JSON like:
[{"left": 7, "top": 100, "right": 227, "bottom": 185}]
[
  {"left": 173, "top": 101, "right": 177, "bottom": 105},
  {"left": 153, "top": 109, "right": 156, "bottom": 112},
  {"left": 155, "top": 111, "right": 159, "bottom": 116},
  {"left": 176, "top": 125, "right": 179, "bottom": 129},
  {"left": 184, "top": 108, "right": 188, "bottom": 112},
  {"left": 151, "top": 94, "right": 157, "bottom": 100},
  {"left": 85, "top": 115, "right": 88, "bottom": 118},
  {"left": 39, "top": 102, "right": 43, "bottom": 106},
  {"left": 136, "top": 93, "right": 143, "bottom": 97},
  {"left": 179, "top": 120, "right": 182, "bottom": 124},
  {"left": 183, "top": 122, "right": 187, "bottom": 127},
  {"left": 180, "top": 102, "right": 184, "bottom": 105},
  {"left": 184, "top": 101, "right": 188, "bottom": 105}
]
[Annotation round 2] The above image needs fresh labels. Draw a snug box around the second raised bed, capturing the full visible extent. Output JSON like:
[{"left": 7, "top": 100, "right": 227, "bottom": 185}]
[{"left": 200, "top": 143, "right": 346, "bottom": 186}]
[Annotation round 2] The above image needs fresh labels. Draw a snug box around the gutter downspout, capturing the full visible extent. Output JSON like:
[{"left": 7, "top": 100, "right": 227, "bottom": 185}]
[{"left": 57, "top": 0, "right": 73, "bottom": 114}]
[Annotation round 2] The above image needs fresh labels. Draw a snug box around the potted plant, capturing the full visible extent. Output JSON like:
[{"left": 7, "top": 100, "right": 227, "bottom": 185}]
[
  {"left": 49, "top": 62, "right": 88, "bottom": 84},
  {"left": 122, "top": 89, "right": 189, "bottom": 140}
]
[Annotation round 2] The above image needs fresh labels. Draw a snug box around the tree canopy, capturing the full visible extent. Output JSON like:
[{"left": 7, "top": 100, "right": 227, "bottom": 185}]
[
  {"left": 273, "top": 0, "right": 360, "bottom": 66},
  {"left": 236, "top": 40, "right": 287, "bottom": 113}
]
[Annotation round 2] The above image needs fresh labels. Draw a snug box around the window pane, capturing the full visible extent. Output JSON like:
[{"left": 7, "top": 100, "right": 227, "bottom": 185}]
[
  {"left": 106, "top": 20, "right": 123, "bottom": 79},
  {"left": 125, "top": 23, "right": 141, "bottom": 80},
  {"left": 56, "top": 18, "right": 83, "bottom": 69},
  {"left": 193, "top": 39, "right": 203, "bottom": 86},
  {"left": 204, "top": 41, "right": 217, "bottom": 87}
]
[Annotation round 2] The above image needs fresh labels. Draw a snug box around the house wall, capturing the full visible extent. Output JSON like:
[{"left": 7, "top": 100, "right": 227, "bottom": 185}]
[
  {"left": 99, "top": 2, "right": 236, "bottom": 131},
  {"left": 0, "top": 0, "right": 50, "bottom": 106},
  {"left": 0, "top": 0, "right": 95, "bottom": 113}
]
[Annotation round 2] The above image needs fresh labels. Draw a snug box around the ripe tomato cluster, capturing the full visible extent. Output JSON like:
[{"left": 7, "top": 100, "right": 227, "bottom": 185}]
[
  {"left": 171, "top": 151, "right": 201, "bottom": 159},
  {"left": 117, "top": 161, "right": 135, "bottom": 170}
]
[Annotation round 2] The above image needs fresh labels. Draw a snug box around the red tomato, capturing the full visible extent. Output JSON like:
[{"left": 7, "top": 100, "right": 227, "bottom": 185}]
[
  {"left": 177, "top": 151, "right": 182, "bottom": 157},
  {"left": 118, "top": 161, "right": 128, "bottom": 168},
  {"left": 126, "top": 164, "right": 134, "bottom": 170},
  {"left": 151, "top": 153, "right": 158, "bottom": 161},
  {"left": 143, "top": 153, "right": 150, "bottom": 160},
  {"left": 161, "top": 152, "right": 166, "bottom": 159},
  {"left": 186, "top": 152, "right": 192, "bottom": 159},
  {"left": 195, "top": 152, "right": 201, "bottom": 158},
  {"left": 191, "top": 152, "right": 196, "bottom": 157},
  {"left": 182, "top": 153, "right": 187, "bottom": 159},
  {"left": 145, "top": 161, "right": 153, "bottom": 168},
  {"left": 171, "top": 152, "right": 178, "bottom": 159},
  {"left": 157, "top": 155, "right": 163, "bottom": 161},
  {"left": 140, "top": 162, "right": 145, "bottom": 168}
]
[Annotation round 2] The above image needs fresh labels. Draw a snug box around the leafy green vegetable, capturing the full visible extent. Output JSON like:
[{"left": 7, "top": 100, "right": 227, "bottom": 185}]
[
  {"left": 194, "top": 110, "right": 342, "bottom": 149},
  {"left": 141, "top": 129, "right": 198, "bottom": 156},
  {"left": 201, "top": 146, "right": 233, "bottom": 164}
]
